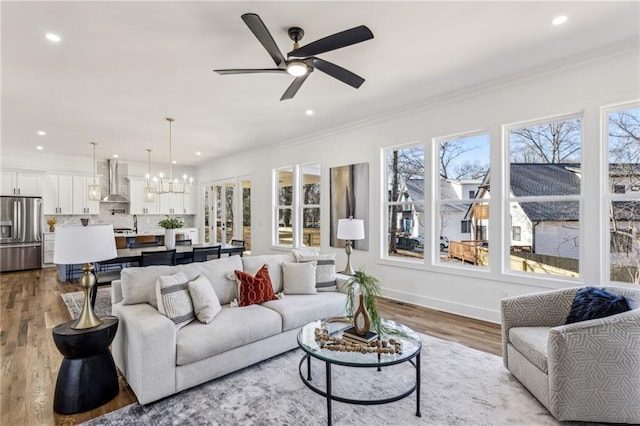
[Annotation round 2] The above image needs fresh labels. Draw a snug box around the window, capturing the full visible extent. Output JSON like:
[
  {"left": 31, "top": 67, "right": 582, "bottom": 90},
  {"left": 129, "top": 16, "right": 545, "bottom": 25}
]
[
  {"left": 512, "top": 226, "right": 521, "bottom": 241},
  {"left": 606, "top": 104, "right": 639, "bottom": 283},
  {"left": 507, "top": 115, "right": 582, "bottom": 278},
  {"left": 273, "top": 163, "right": 321, "bottom": 248},
  {"left": 437, "top": 132, "right": 490, "bottom": 267},
  {"left": 383, "top": 144, "right": 424, "bottom": 260}
]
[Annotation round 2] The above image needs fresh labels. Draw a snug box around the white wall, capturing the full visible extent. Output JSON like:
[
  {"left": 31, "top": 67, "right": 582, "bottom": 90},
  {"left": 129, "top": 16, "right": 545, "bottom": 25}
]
[{"left": 197, "top": 45, "right": 640, "bottom": 324}]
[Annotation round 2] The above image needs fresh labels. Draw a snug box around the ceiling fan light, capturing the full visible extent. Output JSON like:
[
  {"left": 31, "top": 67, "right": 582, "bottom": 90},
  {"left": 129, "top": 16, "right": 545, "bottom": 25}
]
[{"left": 287, "top": 61, "right": 307, "bottom": 77}]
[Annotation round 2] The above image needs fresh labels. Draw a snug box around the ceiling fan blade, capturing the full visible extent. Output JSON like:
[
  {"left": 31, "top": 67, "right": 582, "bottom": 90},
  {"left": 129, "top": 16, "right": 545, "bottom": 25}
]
[
  {"left": 288, "top": 25, "right": 373, "bottom": 57},
  {"left": 241, "top": 13, "right": 286, "bottom": 67},
  {"left": 214, "top": 68, "right": 287, "bottom": 75},
  {"left": 312, "top": 58, "right": 365, "bottom": 89},
  {"left": 280, "top": 73, "right": 311, "bottom": 101}
]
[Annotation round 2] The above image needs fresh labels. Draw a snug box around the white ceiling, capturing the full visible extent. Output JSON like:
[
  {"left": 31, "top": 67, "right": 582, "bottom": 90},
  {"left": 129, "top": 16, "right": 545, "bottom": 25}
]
[{"left": 2, "top": 1, "right": 639, "bottom": 167}]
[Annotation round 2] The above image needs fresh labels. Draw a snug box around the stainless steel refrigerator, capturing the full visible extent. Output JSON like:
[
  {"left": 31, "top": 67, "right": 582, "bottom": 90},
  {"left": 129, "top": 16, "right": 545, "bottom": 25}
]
[{"left": 0, "top": 196, "right": 42, "bottom": 272}]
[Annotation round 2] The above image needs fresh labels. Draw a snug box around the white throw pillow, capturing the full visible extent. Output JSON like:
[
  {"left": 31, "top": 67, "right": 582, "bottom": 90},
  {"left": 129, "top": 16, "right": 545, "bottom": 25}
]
[
  {"left": 156, "top": 271, "right": 195, "bottom": 329},
  {"left": 298, "top": 253, "right": 337, "bottom": 291},
  {"left": 282, "top": 261, "right": 317, "bottom": 295},
  {"left": 188, "top": 275, "right": 221, "bottom": 324}
]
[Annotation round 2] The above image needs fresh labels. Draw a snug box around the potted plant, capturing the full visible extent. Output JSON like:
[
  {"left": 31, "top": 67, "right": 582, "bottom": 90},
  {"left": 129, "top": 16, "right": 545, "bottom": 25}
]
[
  {"left": 158, "top": 216, "right": 183, "bottom": 249},
  {"left": 345, "top": 268, "right": 384, "bottom": 335}
]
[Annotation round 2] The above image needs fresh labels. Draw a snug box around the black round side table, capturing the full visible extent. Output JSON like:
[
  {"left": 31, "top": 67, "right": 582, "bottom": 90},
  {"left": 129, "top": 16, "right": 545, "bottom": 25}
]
[{"left": 52, "top": 316, "right": 119, "bottom": 414}]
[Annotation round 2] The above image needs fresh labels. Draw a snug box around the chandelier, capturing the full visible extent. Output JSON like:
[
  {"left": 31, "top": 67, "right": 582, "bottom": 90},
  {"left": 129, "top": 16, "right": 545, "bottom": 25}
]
[{"left": 156, "top": 117, "right": 193, "bottom": 195}]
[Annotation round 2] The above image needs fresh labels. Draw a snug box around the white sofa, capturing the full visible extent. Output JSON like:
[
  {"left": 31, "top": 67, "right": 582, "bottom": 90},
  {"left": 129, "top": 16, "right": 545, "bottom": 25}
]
[{"left": 110, "top": 253, "right": 349, "bottom": 404}]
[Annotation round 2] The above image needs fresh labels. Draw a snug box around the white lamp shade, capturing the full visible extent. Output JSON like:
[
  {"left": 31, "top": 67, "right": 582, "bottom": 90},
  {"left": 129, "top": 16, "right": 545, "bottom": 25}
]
[
  {"left": 337, "top": 218, "right": 365, "bottom": 240},
  {"left": 53, "top": 224, "right": 117, "bottom": 264}
]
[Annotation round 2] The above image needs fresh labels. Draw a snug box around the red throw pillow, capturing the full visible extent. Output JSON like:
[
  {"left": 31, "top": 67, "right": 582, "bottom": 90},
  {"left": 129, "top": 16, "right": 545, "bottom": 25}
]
[{"left": 234, "top": 265, "right": 277, "bottom": 306}]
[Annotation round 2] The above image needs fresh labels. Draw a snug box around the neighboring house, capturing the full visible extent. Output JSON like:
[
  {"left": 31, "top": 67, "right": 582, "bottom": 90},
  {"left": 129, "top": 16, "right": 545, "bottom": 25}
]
[{"left": 470, "top": 163, "right": 640, "bottom": 261}]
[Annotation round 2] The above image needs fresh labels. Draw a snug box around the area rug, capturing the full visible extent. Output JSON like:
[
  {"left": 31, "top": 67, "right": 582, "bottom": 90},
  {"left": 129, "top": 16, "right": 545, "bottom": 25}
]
[
  {"left": 80, "top": 332, "right": 592, "bottom": 426},
  {"left": 61, "top": 287, "right": 112, "bottom": 319}
]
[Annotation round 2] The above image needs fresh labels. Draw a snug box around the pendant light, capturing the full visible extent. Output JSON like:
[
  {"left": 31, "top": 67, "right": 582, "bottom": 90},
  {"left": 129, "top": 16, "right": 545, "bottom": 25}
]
[
  {"left": 144, "top": 148, "right": 156, "bottom": 203},
  {"left": 88, "top": 142, "right": 101, "bottom": 201},
  {"left": 158, "top": 117, "right": 193, "bottom": 194}
]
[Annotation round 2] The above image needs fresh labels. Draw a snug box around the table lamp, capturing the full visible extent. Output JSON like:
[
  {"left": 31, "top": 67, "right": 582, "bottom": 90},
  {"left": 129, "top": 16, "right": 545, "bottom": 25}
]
[
  {"left": 54, "top": 224, "right": 117, "bottom": 329},
  {"left": 336, "top": 217, "right": 365, "bottom": 275}
]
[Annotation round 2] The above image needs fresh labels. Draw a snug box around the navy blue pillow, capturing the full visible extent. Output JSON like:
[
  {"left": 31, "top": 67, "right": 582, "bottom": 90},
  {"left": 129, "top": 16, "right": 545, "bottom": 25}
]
[{"left": 565, "top": 287, "right": 631, "bottom": 324}]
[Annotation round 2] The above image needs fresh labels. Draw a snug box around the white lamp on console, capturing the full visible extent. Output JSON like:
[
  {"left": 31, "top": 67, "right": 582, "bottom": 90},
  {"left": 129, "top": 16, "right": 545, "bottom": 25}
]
[
  {"left": 336, "top": 217, "right": 365, "bottom": 276},
  {"left": 54, "top": 224, "right": 117, "bottom": 329}
]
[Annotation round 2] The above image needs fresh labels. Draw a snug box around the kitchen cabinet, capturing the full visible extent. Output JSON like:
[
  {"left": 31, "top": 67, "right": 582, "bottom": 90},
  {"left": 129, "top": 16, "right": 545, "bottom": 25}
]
[
  {"left": 181, "top": 227, "right": 199, "bottom": 244},
  {"left": 158, "top": 191, "right": 195, "bottom": 215},
  {"left": 1, "top": 170, "right": 43, "bottom": 196},
  {"left": 129, "top": 177, "right": 159, "bottom": 214},
  {"left": 43, "top": 173, "right": 73, "bottom": 215},
  {"left": 43, "top": 232, "right": 55, "bottom": 266},
  {"left": 72, "top": 175, "right": 100, "bottom": 215}
]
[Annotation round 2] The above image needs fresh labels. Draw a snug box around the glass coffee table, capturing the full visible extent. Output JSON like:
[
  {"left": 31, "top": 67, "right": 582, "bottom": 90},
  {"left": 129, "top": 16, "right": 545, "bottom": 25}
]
[{"left": 297, "top": 319, "right": 422, "bottom": 426}]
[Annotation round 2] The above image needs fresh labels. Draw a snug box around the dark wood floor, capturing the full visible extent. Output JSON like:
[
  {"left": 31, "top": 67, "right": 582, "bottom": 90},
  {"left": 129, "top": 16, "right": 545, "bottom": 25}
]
[{"left": 1, "top": 267, "right": 501, "bottom": 426}]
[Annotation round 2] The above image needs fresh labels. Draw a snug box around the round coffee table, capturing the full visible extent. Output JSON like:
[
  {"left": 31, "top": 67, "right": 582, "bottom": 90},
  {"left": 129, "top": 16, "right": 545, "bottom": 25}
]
[{"left": 297, "top": 319, "right": 421, "bottom": 426}]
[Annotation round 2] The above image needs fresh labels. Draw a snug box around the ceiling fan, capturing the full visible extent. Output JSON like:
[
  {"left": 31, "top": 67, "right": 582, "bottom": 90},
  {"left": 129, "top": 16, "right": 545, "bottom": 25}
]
[{"left": 214, "top": 13, "right": 374, "bottom": 101}]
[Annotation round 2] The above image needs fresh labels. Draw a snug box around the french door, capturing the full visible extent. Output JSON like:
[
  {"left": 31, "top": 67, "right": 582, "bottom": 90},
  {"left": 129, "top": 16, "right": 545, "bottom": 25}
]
[{"left": 202, "top": 176, "right": 251, "bottom": 251}]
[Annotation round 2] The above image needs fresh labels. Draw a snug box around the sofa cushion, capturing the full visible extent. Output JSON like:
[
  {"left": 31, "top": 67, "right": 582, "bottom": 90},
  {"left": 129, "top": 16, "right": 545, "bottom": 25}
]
[
  {"left": 262, "top": 292, "right": 347, "bottom": 331},
  {"left": 282, "top": 261, "right": 317, "bottom": 295},
  {"left": 509, "top": 326, "right": 552, "bottom": 374},
  {"left": 190, "top": 255, "right": 243, "bottom": 305},
  {"left": 565, "top": 286, "right": 631, "bottom": 324},
  {"left": 188, "top": 275, "right": 222, "bottom": 324},
  {"left": 235, "top": 265, "right": 278, "bottom": 306},
  {"left": 156, "top": 272, "right": 195, "bottom": 330},
  {"left": 298, "top": 253, "right": 337, "bottom": 291},
  {"left": 241, "top": 253, "right": 295, "bottom": 293},
  {"left": 121, "top": 265, "right": 177, "bottom": 307},
  {"left": 176, "top": 304, "right": 282, "bottom": 365}
]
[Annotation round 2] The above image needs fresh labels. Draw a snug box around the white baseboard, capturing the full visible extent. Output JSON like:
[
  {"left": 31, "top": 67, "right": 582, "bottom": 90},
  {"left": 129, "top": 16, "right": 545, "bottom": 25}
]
[{"left": 382, "top": 288, "right": 501, "bottom": 324}]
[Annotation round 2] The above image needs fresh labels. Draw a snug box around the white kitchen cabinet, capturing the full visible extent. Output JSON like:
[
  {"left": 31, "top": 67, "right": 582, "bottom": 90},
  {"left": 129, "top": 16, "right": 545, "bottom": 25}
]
[
  {"left": 129, "top": 177, "right": 159, "bottom": 214},
  {"left": 72, "top": 175, "right": 100, "bottom": 215},
  {"left": 182, "top": 227, "right": 199, "bottom": 244},
  {"left": 43, "top": 173, "right": 73, "bottom": 215},
  {"left": 183, "top": 190, "right": 196, "bottom": 215},
  {"left": 1, "top": 170, "right": 43, "bottom": 196}
]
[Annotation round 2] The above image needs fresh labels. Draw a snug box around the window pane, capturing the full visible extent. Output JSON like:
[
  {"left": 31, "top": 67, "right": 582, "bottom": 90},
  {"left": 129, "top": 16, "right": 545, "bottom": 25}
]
[
  {"left": 277, "top": 208, "right": 293, "bottom": 246},
  {"left": 241, "top": 180, "right": 251, "bottom": 252},
  {"left": 302, "top": 207, "right": 320, "bottom": 247},
  {"left": 509, "top": 201, "right": 580, "bottom": 277},
  {"left": 278, "top": 168, "right": 293, "bottom": 207},
  {"left": 385, "top": 145, "right": 424, "bottom": 260},
  {"left": 441, "top": 202, "right": 489, "bottom": 267},
  {"left": 302, "top": 164, "right": 321, "bottom": 205},
  {"left": 607, "top": 107, "right": 639, "bottom": 283},
  {"left": 509, "top": 117, "right": 581, "bottom": 196},
  {"left": 439, "top": 134, "right": 490, "bottom": 200}
]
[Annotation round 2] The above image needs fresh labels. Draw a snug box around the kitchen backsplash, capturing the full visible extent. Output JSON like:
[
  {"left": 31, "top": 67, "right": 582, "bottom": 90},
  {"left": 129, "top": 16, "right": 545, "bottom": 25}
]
[{"left": 44, "top": 202, "right": 195, "bottom": 231}]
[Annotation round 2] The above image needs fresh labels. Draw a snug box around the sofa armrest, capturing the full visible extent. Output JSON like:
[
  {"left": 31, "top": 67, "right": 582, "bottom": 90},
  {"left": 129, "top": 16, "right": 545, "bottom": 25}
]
[
  {"left": 111, "top": 302, "right": 177, "bottom": 404},
  {"left": 547, "top": 309, "right": 640, "bottom": 422},
  {"left": 335, "top": 273, "right": 352, "bottom": 294},
  {"left": 111, "top": 279, "right": 123, "bottom": 304},
  {"left": 501, "top": 287, "right": 578, "bottom": 366}
]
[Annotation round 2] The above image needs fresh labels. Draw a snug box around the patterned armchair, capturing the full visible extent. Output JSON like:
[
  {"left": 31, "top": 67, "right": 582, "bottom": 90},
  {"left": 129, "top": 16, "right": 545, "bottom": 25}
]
[{"left": 501, "top": 286, "right": 640, "bottom": 423}]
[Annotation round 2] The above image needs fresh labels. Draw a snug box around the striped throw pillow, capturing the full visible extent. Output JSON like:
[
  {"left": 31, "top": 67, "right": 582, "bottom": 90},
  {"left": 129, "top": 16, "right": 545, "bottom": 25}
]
[
  {"left": 156, "top": 271, "right": 195, "bottom": 329},
  {"left": 298, "top": 253, "right": 337, "bottom": 291}
]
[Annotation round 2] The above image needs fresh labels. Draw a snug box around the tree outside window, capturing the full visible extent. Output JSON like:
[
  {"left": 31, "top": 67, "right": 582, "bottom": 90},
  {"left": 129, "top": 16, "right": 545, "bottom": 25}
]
[{"left": 607, "top": 105, "right": 640, "bottom": 284}]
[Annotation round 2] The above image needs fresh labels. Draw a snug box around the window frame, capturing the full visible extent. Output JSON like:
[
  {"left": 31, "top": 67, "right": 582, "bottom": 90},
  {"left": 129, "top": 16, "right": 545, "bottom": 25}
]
[{"left": 503, "top": 112, "right": 584, "bottom": 279}]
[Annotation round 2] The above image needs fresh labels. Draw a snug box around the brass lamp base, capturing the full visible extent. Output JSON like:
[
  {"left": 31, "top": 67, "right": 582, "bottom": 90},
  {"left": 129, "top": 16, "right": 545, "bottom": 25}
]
[
  {"left": 71, "top": 263, "right": 103, "bottom": 330},
  {"left": 343, "top": 240, "right": 355, "bottom": 276}
]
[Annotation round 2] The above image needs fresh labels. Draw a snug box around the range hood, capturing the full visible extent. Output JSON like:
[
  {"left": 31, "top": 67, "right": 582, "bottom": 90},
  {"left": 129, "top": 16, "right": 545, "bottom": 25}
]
[{"left": 101, "top": 159, "right": 129, "bottom": 203}]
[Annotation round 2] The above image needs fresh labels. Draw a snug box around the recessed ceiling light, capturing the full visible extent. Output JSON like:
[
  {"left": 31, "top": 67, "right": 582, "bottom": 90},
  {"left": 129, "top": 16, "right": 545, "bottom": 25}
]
[
  {"left": 37, "top": 130, "right": 46, "bottom": 136},
  {"left": 552, "top": 15, "right": 568, "bottom": 26},
  {"left": 45, "top": 33, "right": 61, "bottom": 42},
  {"left": 305, "top": 110, "right": 314, "bottom": 116},
  {"left": 36, "top": 146, "right": 44, "bottom": 150},
  {"left": 172, "top": 160, "right": 177, "bottom": 164},
  {"left": 113, "top": 154, "right": 119, "bottom": 158},
  {"left": 196, "top": 152, "right": 201, "bottom": 156}
]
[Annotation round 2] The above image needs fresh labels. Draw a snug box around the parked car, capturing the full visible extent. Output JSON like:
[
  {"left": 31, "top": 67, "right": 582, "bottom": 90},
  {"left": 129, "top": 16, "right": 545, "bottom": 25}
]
[{"left": 440, "top": 236, "right": 449, "bottom": 251}]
